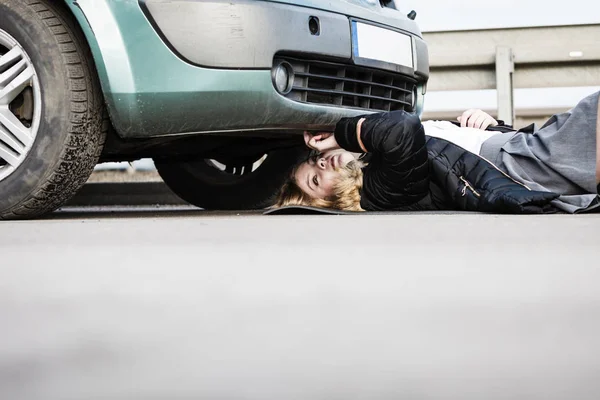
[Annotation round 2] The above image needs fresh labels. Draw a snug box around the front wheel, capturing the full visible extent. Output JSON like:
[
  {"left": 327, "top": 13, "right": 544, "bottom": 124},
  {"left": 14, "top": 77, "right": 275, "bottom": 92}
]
[
  {"left": 0, "top": 0, "right": 106, "bottom": 219},
  {"left": 154, "top": 146, "right": 306, "bottom": 210}
]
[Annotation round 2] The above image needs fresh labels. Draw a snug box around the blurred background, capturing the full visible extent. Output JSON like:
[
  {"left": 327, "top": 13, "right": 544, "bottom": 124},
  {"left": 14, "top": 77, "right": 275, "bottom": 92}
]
[
  {"left": 401, "top": 0, "right": 600, "bottom": 127},
  {"left": 92, "top": 0, "right": 600, "bottom": 179}
]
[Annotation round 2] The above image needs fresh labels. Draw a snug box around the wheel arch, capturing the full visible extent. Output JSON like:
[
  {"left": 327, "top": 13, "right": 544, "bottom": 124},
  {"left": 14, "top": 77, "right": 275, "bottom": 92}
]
[{"left": 61, "top": 0, "right": 136, "bottom": 131}]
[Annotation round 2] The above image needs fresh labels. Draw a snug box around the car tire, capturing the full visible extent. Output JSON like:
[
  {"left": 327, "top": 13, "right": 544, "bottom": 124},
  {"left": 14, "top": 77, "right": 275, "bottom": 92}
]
[
  {"left": 154, "top": 146, "right": 307, "bottom": 210},
  {"left": 0, "top": 0, "right": 105, "bottom": 219}
]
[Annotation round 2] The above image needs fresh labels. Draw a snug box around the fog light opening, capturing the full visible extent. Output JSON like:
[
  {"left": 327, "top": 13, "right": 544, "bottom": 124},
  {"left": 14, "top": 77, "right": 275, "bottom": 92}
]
[{"left": 272, "top": 62, "right": 294, "bottom": 95}]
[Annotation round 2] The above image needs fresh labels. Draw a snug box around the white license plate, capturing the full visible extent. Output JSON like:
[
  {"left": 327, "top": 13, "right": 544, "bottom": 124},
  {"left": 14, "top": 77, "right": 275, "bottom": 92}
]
[{"left": 352, "top": 21, "right": 414, "bottom": 68}]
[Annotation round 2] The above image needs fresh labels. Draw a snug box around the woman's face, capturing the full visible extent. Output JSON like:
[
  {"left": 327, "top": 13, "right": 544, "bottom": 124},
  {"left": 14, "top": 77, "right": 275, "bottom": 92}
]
[{"left": 294, "top": 149, "right": 355, "bottom": 200}]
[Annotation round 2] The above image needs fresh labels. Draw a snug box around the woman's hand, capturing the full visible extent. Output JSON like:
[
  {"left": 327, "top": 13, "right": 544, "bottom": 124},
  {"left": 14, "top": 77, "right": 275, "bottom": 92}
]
[
  {"left": 303, "top": 131, "right": 341, "bottom": 153},
  {"left": 458, "top": 109, "right": 498, "bottom": 130}
]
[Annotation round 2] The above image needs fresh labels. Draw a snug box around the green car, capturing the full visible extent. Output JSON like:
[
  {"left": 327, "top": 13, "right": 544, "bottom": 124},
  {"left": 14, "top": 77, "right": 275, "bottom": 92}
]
[{"left": 0, "top": 0, "right": 429, "bottom": 219}]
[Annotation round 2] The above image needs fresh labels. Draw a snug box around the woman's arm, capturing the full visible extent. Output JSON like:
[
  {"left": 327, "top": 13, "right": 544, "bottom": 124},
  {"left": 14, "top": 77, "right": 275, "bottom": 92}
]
[{"left": 334, "top": 111, "right": 430, "bottom": 210}]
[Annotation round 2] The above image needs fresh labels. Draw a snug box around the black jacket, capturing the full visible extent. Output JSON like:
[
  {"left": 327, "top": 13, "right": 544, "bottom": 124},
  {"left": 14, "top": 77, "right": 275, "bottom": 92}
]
[{"left": 334, "top": 111, "right": 559, "bottom": 214}]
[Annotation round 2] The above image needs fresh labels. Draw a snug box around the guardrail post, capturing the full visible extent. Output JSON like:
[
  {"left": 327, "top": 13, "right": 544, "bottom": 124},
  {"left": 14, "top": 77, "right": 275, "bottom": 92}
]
[{"left": 495, "top": 46, "right": 515, "bottom": 125}]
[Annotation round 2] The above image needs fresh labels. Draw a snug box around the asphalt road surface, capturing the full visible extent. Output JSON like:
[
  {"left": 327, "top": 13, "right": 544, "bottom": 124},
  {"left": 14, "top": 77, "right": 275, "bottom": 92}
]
[{"left": 1, "top": 207, "right": 599, "bottom": 400}]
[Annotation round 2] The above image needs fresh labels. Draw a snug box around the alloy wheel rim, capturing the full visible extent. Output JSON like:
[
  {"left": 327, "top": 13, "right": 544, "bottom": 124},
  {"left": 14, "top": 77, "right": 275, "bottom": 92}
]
[
  {"left": 0, "top": 28, "right": 42, "bottom": 182},
  {"left": 206, "top": 154, "right": 268, "bottom": 176}
]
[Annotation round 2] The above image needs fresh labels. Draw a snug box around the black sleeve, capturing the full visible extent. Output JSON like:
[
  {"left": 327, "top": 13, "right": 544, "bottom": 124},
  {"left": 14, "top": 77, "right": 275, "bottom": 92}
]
[{"left": 334, "top": 111, "right": 430, "bottom": 211}]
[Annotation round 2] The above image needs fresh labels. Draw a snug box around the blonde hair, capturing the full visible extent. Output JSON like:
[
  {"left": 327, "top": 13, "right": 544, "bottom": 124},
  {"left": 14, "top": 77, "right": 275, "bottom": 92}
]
[{"left": 273, "top": 159, "right": 365, "bottom": 212}]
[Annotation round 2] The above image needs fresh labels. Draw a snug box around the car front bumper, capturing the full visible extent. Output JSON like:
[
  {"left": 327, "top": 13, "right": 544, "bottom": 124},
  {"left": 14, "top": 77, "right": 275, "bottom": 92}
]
[
  {"left": 68, "top": 0, "right": 429, "bottom": 139},
  {"left": 141, "top": 0, "right": 429, "bottom": 79}
]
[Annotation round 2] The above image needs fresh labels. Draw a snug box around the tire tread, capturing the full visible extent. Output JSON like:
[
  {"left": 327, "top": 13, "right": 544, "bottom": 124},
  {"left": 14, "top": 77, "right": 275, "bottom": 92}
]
[{"left": 0, "top": 0, "right": 107, "bottom": 219}]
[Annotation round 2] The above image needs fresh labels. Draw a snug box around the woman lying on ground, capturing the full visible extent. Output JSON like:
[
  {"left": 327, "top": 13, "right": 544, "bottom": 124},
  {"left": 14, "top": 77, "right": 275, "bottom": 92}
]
[{"left": 274, "top": 91, "right": 600, "bottom": 214}]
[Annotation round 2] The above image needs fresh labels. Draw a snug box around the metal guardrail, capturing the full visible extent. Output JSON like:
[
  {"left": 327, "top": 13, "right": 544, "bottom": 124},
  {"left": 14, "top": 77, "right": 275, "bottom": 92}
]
[{"left": 421, "top": 24, "right": 600, "bottom": 126}]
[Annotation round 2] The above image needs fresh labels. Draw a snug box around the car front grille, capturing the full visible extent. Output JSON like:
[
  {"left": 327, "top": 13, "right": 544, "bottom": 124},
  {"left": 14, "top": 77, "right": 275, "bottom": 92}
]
[{"left": 277, "top": 57, "right": 416, "bottom": 112}]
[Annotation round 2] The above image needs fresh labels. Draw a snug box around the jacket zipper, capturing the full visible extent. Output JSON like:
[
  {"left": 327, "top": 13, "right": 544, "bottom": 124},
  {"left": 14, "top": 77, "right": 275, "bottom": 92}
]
[
  {"left": 477, "top": 154, "right": 532, "bottom": 191},
  {"left": 460, "top": 176, "right": 481, "bottom": 197}
]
